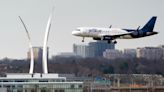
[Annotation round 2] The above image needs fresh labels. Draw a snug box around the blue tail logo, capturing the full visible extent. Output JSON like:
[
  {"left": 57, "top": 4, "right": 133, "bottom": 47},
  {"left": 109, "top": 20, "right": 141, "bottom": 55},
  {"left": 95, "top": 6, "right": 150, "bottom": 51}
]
[{"left": 141, "top": 16, "right": 157, "bottom": 32}]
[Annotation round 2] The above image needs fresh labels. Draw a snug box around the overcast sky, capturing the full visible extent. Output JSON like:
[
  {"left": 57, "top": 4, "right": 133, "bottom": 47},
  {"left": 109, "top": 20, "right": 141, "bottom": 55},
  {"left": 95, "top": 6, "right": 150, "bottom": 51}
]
[{"left": 0, "top": 0, "right": 163, "bottom": 59}]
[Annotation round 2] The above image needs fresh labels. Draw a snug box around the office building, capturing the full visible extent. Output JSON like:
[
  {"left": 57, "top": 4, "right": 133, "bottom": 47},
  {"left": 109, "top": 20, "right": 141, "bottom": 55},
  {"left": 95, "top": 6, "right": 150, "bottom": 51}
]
[
  {"left": 137, "top": 47, "right": 163, "bottom": 60},
  {"left": 27, "top": 47, "right": 49, "bottom": 73},
  {"left": 103, "top": 49, "right": 123, "bottom": 59},
  {"left": 123, "top": 49, "right": 136, "bottom": 58},
  {"left": 158, "top": 45, "right": 164, "bottom": 60},
  {"left": 27, "top": 47, "right": 49, "bottom": 62},
  {"left": 56, "top": 52, "right": 78, "bottom": 57},
  {"left": 0, "top": 73, "right": 83, "bottom": 92},
  {"left": 73, "top": 44, "right": 90, "bottom": 57},
  {"left": 73, "top": 41, "right": 115, "bottom": 58},
  {"left": 89, "top": 41, "right": 115, "bottom": 57},
  {"left": 103, "top": 49, "right": 137, "bottom": 59}
]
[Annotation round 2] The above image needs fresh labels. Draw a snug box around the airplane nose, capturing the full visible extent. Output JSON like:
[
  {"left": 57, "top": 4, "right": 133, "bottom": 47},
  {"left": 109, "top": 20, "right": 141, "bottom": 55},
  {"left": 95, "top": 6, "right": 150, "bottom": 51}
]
[
  {"left": 72, "top": 31, "right": 76, "bottom": 35},
  {"left": 72, "top": 31, "right": 80, "bottom": 36}
]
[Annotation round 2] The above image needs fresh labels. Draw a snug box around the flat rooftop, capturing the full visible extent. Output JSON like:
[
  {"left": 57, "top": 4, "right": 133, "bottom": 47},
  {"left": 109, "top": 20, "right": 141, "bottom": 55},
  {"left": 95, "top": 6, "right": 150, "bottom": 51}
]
[{"left": 0, "top": 73, "right": 66, "bottom": 80}]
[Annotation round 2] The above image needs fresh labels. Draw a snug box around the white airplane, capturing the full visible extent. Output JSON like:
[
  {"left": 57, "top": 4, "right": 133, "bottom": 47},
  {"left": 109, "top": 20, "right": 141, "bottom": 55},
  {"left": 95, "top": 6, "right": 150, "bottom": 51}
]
[{"left": 72, "top": 16, "right": 158, "bottom": 44}]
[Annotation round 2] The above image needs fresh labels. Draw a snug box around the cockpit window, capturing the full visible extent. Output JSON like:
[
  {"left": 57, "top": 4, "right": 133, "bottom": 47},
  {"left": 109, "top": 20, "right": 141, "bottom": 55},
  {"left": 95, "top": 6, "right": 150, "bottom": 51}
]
[{"left": 76, "top": 29, "right": 80, "bottom": 31}]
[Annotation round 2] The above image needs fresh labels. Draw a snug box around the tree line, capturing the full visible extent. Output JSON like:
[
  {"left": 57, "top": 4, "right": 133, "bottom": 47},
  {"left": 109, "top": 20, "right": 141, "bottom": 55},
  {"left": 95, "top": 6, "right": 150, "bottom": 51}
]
[{"left": 0, "top": 56, "right": 164, "bottom": 77}]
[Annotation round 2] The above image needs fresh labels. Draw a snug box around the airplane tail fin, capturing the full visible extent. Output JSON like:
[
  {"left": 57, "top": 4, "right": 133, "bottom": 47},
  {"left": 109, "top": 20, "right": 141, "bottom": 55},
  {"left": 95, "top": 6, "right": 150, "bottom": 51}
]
[{"left": 141, "top": 16, "right": 157, "bottom": 32}]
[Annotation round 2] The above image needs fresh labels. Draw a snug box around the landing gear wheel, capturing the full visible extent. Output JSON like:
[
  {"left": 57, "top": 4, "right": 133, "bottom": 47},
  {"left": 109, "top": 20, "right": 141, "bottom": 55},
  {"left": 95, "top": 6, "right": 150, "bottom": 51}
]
[
  {"left": 82, "top": 37, "right": 85, "bottom": 42},
  {"left": 107, "top": 40, "right": 112, "bottom": 44},
  {"left": 113, "top": 40, "right": 117, "bottom": 44},
  {"left": 107, "top": 40, "right": 117, "bottom": 44}
]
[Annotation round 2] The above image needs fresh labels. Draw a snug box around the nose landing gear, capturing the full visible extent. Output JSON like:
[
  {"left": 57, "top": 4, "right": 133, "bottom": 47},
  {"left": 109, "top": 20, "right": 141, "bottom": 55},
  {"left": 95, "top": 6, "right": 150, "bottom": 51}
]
[
  {"left": 108, "top": 40, "right": 117, "bottom": 44},
  {"left": 82, "top": 37, "right": 85, "bottom": 42}
]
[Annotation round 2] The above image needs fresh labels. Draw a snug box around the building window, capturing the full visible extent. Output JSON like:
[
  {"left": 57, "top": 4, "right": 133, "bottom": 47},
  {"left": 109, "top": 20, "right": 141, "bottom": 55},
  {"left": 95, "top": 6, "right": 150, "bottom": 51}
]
[
  {"left": 55, "top": 89, "right": 65, "bottom": 92},
  {"left": 59, "top": 89, "right": 64, "bottom": 92},
  {"left": 78, "top": 85, "right": 83, "bottom": 88},
  {"left": 31, "top": 89, "right": 35, "bottom": 92},
  {"left": 41, "top": 89, "right": 46, "bottom": 92},
  {"left": 70, "top": 84, "right": 74, "bottom": 88}
]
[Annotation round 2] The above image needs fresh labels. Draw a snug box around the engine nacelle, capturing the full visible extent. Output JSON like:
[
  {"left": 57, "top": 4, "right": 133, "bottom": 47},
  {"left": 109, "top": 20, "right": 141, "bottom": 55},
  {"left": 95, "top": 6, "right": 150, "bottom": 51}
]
[
  {"left": 102, "top": 36, "right": 112, "bottom": 40},
  {"left": 93, "top": 37, "right": 101, "bottom": 40},
  {"left": 93, "top": 36, "right": 112, "bottom": 41},
  {"left": 131, "top": 30, "right": 145, "bottom": 38}
]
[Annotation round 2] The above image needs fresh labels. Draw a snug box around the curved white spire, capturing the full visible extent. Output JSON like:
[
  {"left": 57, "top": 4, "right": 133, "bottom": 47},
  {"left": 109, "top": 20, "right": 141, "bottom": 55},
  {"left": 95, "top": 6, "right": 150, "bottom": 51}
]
[
  {"left": 19, "top": 16, "right": 34, "bottom": 74},
  {"left": 42, "top": 8, "right": 54, "bottom": 74}
]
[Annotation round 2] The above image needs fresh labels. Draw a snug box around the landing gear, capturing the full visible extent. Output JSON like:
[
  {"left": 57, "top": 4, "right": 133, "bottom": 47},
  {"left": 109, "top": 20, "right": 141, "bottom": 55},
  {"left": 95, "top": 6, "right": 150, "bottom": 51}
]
[
  {"left": 113, "top": 40, "right": 117, "bottom": 44},
  {"left": 82, "top": 37, "right": 85, "bottom": 42},
  {"left": 107, "top": 40, "right": 112, "bottom": 44},
  {"left": 108, "top": 40, "right": 117, "bottom": 44}
]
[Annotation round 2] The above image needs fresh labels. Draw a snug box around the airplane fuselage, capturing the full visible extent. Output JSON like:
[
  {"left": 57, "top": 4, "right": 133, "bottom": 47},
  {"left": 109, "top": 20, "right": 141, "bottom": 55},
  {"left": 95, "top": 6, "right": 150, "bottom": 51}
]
[
  {"left": 72, "top": 27, "right": 157, "bottom": 40},
  {"left": 72, "top": 27, "right": 132, "bottom": 38}
]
